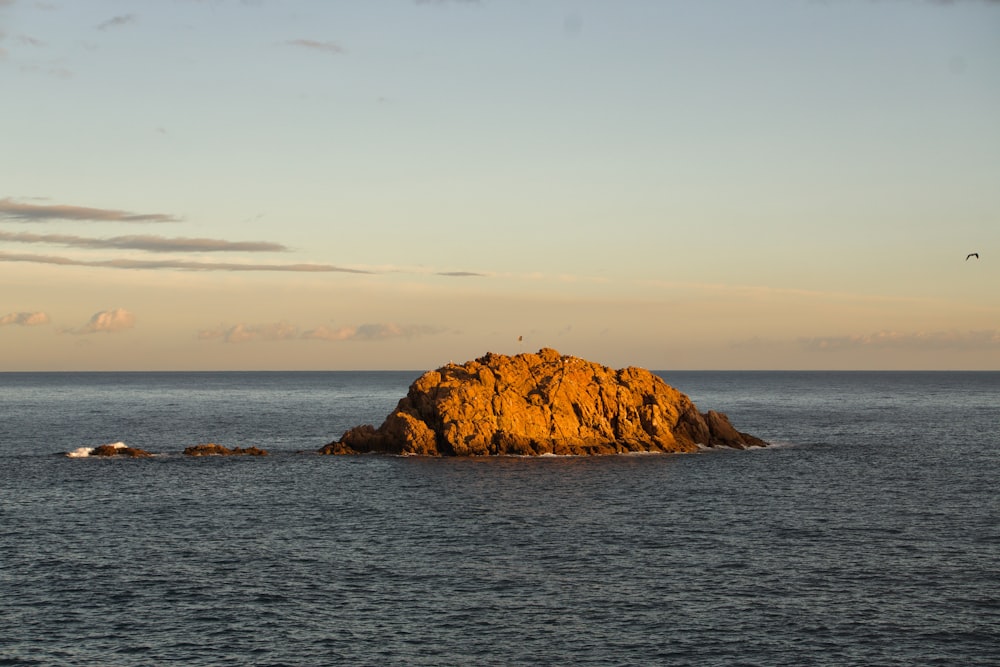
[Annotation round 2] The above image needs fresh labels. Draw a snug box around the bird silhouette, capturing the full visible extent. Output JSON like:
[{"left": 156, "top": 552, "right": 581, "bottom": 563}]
[{"left": 966, "top": 253, "right": 979, "bottom": 260}]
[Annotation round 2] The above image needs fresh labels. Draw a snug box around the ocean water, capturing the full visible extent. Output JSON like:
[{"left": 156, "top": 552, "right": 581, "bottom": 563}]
[{"left": 1, "top": 370, "right": 997, "bottom": 666}]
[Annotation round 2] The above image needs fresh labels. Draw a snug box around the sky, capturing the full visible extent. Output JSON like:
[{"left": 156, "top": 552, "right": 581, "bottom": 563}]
[{"left": 1, "top": 0, "right": 998, "bottom": 371}]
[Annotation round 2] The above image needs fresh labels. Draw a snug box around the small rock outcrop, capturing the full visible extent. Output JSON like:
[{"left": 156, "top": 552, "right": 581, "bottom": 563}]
[
  {"left": 90, "top": 444, "right": 153, "bottom": 458},
  {"left": 321, "top": 348, "right": 767, "bottom": 456},
  {"left": 183, "top": 444, "right": 268, "bottom": 456}
]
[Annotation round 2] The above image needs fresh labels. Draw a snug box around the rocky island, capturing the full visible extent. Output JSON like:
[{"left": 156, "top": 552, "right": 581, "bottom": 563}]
[
  {"left": 89, "top": 443, "right": 153, "bottom": 458},
  {"left": 321, "top": 348, "right": 767, "bottom": 456}
]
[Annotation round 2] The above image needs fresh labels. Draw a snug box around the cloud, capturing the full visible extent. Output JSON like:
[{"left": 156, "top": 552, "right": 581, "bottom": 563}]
[
  {"left": 0, "top": 198, "right": 180, "bottom": 223},
  {"left": 97, "top": 14, "right": 136, "bottom": 31},
  {"left": 297, "top": 324, "right": 353, "bottom": 341},
  {"left": 800, "top": 330, "right": 1000, "bottom": 351},
  {"left": 286, "top": 39, "right": 345, "bottom": 55},
  {"left": 0, "top": 251, "right": 370, "bottom": 273},
  {"left": 303, "top": 323, "right": 443, "bottom": 341},
  {"left": 64, "top": 308, "right": 136, "bottom": 335},
  {"left": 0, "top": 251, "right": 487, "bottom": 277},
  {"left": 17, "top": 63, "right": 73, "bottom": 79},
  {"left": 0, "top": 230, "right": 288, "bottom": 253},
  {"left": 18, "top": 35, "right": 45, "bottom": 47},
  {"left": 198, "top": 321, "right": 299, "bottom": 343},
  {"left": 0, "top": 311, "right": 50, "bottom": 326},
  {"left": 200, "top": 321, "right": 444, "bottom": 343},
  {"left": 436, "top": 271, "right": 486, "bottom": 277}
]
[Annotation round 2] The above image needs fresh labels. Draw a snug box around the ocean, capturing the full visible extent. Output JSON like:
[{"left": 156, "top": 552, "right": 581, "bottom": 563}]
[{"left": 1, "top": 370, "right": 997, "bottom": 666}]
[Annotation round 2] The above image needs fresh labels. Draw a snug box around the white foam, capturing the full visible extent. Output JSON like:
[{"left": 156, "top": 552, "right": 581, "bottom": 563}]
[
  {"left": 65, "top": 441, "right": 128, "bottom": 458},
  {"left": 754, "top": 440, "right": 797, "bottom": 449}
]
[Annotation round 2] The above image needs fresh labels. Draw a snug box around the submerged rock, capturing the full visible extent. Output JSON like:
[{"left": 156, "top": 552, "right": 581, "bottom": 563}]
[
  {"left": 183, "top": 443, "right": 268, "bottom": 456},
  {"left": 321, "top": 348, "right": 767, "bottom": 456}
]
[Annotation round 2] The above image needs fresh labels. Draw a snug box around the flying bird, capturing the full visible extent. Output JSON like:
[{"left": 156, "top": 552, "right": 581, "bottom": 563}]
[{"left": 966, "top": 253, "right": 979, "bottom": 261}]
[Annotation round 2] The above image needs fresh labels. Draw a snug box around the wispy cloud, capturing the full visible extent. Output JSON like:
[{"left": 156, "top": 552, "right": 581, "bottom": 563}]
[
  {"left": 436, "top": 271, "right": 486, "bottom": 277},
  {"left": 636, "top": 278, "right": 946, "bottom": 306},
  {"left": 0, "top": 230, "right": 288, "bottom": 253},
  {"left": 63, "top": 308, "right": 135, "bottom": 335},
  {"left": 286, "top": 39, "right": 345, "bottom": 55},
  {"left": 302, "top": 323, "right": 444, "bottom": 341},
  {"left": 0, "top": 198, "right": 180, "bottom": 223},
  {"left": 0, "top": 311, "right": 50, "bottom": 326},
  {"left": 97, "top": 14, "right": 136, "bottom": 31},
  {"left": 800, "top": 330, "right": 1000, "bottom": 351},
  {"left": 199, "top": 321, "right": 444, "bottom": 343},
  {"left": 0, "top": 251, "right": 370, "bottom": 273},
  {"left": 17, "top": 62, "right": 73, "bottom": 78}
]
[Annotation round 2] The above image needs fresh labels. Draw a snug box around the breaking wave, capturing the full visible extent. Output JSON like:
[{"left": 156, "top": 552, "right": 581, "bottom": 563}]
[{"left": 65, "top": 441, "right": 128, "bottom": 458}]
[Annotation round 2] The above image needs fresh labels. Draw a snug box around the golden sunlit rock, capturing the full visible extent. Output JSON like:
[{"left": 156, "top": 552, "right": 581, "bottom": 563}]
[{"left": 322, "top": 348, "right": 767, "bottom": 456}]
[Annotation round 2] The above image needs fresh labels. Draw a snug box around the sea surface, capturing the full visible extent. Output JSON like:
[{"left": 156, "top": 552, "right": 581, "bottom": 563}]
[{"left": 1, "top": 370, "right": 997, "bottom": 666}]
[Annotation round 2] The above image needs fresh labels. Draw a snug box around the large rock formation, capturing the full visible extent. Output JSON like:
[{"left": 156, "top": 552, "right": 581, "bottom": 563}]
[{"left": 321, "top": 348, "right": 767, "bottom": 456}]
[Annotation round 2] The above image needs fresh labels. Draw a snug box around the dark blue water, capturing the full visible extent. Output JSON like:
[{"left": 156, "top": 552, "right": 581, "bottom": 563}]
[{"left": 1, "top": 371, "right": 998, "bottom": 666}]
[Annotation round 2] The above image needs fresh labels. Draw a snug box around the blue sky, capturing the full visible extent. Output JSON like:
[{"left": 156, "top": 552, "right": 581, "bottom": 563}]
[{"left": 1, "top": 0, "right": 998, "bottom": 370}]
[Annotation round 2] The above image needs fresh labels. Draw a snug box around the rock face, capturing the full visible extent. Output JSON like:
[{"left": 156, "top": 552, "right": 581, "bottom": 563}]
[
  {"left": 183, "top": 444, "right": 268, "bottom": 456},
  {"left": 321, "top": 348, "right": 767, "bottom": 456}
]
